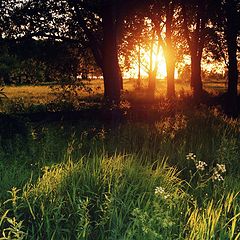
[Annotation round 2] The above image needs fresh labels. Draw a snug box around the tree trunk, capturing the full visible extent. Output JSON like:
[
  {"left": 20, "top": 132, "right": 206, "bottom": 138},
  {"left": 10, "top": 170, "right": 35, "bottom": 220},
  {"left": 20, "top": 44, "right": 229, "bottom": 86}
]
[
  {"left": 148, "top": 30, "right": 159, "bottom": 98},
  {"left": 118, "top": 64, "right": 123, "bottom": 90},
  {"left": 102, "top": 5, "right": 121, "bottom": 104},
  {"left": 119, "top": 73, "right": 123, "bottom": 90},
  {"left": 226, "top": 37, "right": 238, "bottom": 100},
  {"left": 225, "top": 0, "right": 238, "bottom": 117},
  {"left": 165, "top": 2, "right": 175, "bottom": 99},
  {"left": 137, "top": 43, "right": 141, "bottom": 88},
  {"left": 148, "top": 30, "right": 154, "bottom": 90},
  {"left": 191, "top": 54, "right": 203, "bottom": 98},
  {"left": 182, "top": 2, "right": 205, "bottom": 99},
  {"left": 163, "top": 45, "right": 176, "bottom": 98},
  {"left": 70, "top": 2, "right": 122, "bottom": 104},
  {"left": 166, "top": 54, "right": 175, "bottom": 98},
  {"left": 148, "top": 73, "right": 156, "bottom": 98}
]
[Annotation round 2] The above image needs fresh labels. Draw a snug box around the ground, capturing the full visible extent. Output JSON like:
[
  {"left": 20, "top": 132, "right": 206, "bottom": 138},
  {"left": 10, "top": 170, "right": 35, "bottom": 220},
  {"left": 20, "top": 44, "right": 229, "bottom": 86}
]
[
  {"left": 0, "top": 79, "right": 239, "bottom": 239},
  {"left": 2, "top": 78, "right": 230, "bottom": 104}
]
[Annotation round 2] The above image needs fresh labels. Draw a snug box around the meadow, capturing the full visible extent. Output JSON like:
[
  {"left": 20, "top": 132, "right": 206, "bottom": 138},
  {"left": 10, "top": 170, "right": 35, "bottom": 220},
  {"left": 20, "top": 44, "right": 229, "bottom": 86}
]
[
  {"left": 1, "top": 78, "right": 227, "bottom": 105},
  {"left": 0, "top": 80, "right": 240, "bottom": 239}
]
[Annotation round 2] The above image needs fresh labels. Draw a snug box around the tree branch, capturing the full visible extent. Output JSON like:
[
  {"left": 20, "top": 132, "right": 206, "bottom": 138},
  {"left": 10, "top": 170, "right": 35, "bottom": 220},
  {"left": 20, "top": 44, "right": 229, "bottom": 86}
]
[
  {"left": 181, "top": 3, "right": 192, "bottom": 52},
  {"left": 68, "top": 0, "right": 103, "bottom": 69}
]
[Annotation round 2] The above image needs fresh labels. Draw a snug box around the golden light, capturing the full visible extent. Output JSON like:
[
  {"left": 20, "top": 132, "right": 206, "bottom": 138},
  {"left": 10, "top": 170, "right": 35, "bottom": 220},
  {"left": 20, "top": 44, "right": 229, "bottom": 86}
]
[
  {"left": 123, "top": 45, "right": 170, "bottom": 80},
  {"left": 141, "top": 48, "right": 167, "bottom": 79}
]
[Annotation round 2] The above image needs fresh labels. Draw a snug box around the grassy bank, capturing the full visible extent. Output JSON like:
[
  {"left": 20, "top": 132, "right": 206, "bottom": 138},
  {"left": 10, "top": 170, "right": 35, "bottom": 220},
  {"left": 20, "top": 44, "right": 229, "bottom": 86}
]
[{"left": 0, "top": 105, "right": 240, "bottom": 239}]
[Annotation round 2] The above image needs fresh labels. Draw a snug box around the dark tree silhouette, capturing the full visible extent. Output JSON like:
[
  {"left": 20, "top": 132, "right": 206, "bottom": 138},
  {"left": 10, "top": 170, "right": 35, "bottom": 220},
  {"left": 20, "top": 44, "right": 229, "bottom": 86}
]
[
  {"left": 224, "top": 0, "right": 239, "bottom": 116},
  {"left": 119, "top": 10, "right": 146, "bottom": 89},
  {"left": 181, "top": 0, "right": 208, "bottom": 98},
  {"left": 209, "top": 0, "right": 239, "bottom": 116},
  {"left": 147, "top": 0, "right": 183, "bottom": 98},
  {"left": 67, "top": 0, "right": 141, "bottom": 103},
  {"left": 67, "top": 1, "right": 122, "bottom": 103},
  {"left": 1, "top": 0, "right": 140, "bottom": 104},
  {"left": 1, "top": 0, "right": 238, "bottom": 110}
]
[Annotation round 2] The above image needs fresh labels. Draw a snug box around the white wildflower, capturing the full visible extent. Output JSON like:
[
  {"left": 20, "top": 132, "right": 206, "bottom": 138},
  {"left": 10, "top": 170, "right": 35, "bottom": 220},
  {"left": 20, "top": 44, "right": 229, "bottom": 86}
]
[
  {"left": 212, "top": 169, "right": 224, "bottom": 181},
  {"left": 155, "top": 186, "right": 165, "bottom": 196},
  {"left": 186, "top": 152, "right": 196, "bottom": 161},
  {"left": 195, "top": 161, "right": 208, "bottom": 171},
  {"left": 164, "top": 194, "right": 170, "bottom": 199},
  {"left": 155, "top": 187, "right": 171, "bottom": 199},
  {"left": 216, "top": 164, "right": 226, "bottom": 173}
]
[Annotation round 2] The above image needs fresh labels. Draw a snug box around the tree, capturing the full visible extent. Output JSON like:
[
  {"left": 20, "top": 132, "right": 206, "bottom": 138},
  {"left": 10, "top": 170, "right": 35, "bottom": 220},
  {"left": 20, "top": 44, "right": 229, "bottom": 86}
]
[
  {"left": 204, "top": 0, "right": 239, "bottom": 115},
  {"left": 0, "top": 45, "right": 19, "bottom": 85},
  {"left": 67, "top": 0, "right": 122, "bottom": 103},
  {"left": 181, "top": 0, "right": 204, "bottom": 97},
  {"left": 148, "top": 0, "right": 181, "bottom": 98},
  {"left": 109, "top": 1, "right": 178, "bottom": 99},
  {"left": 147, "top": 27, "right": 161, "bottom": 97},
  {"left": 119, "top": 10, "right": 147, "bottom": 89},
  {"left": 124, "top": 18, "right": 161, "bottom": 98},
  {"left": 162, "top": 0, "right": 177, "bottom": 98},
  {"left": 224, "top": 0, "right": 239, "bottom": 116},
  {"left": 181, "top": 0, "right": 216, "bottom": 98},
  {"left": 2, "top": 0, "right": 140, "bottom": 104},
  {"left": 63, "top": 0, "right": 140, "bottom": 103},
  {"left": 0, "top": 36, "right": 89, "bottom": 85}
]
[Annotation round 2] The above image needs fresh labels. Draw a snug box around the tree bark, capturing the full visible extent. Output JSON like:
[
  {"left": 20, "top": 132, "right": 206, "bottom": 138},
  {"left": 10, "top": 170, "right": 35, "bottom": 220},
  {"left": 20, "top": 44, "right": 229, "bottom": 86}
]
[
  {"left": 137, "top": 43, "right": 141, "bottom": 88},
  {"left": 165, "top": 51, "right": 175, "bottom": 98},
  {"left": 227, "top": 41, "right": 238, "bottom": 98},
  {"left": 182, "top": 2, "right": 205, "bottom": 99},
  {"left": 70, "top": 1, "right": 122, "bottom": 104},
  {"left": 148, "top": 73, "right": 156, "bottom": 98},
  {"left": 102, "top": 5, "right": 122, "bottom": 104},
  {"left": 165, "top": 1, "right": 175, "bottom": 98},
  {"left": 148, "top": 30, "right": 156, "bottom": 98},
  {"left": 225, "top": 0, "right": 238, "bottom": 116},
  {"left": 119, "top": 65, "right": 123, "bottom": 90},
  {"left": 191, "top": 54, "right": 202, "bottom": 97}
]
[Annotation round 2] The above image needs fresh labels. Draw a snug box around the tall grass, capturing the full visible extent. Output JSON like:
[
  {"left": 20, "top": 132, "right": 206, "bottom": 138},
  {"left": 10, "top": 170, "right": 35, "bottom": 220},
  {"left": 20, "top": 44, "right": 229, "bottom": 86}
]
[
  {"left": 0, "top": 155, "right": 183, "bottom": 239},
  {"left": 0, "top": 154, "right": 239, "bottom": 239},
  {"left": 0, "top": 106, "right": 240, "bottom": 239}
]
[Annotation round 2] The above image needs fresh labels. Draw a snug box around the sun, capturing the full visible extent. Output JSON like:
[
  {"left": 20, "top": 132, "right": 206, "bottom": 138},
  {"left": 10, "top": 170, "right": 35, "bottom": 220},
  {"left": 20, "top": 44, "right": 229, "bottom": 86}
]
[
  {"left": 124, "top": 45, "right": 167, "bottom": 80},
  {"left": 141, "top": 48, "right": 167, "bottom": 79}
]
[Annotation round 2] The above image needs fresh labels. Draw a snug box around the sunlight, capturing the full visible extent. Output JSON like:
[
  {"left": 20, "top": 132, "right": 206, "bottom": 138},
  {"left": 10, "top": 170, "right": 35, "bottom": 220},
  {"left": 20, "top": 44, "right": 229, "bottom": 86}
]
[
  {"left": 141, "top": 47, "right": 167, "bottom": 79},
  {"left": 127, "top": 45, "right": 167, "bottom": 79},
  {"left": 124, "top": 44, "right": 180, "bottom": 80}
]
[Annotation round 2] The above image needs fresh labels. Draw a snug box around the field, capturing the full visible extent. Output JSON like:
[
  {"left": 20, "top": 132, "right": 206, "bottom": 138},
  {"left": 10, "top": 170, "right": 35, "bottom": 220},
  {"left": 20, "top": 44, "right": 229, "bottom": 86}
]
[
  {"left": 1, "top": 78, "right": 230, "bottom": 105},
  {"left": 0, "top": 80, "right": 240, "bottom": 239}
]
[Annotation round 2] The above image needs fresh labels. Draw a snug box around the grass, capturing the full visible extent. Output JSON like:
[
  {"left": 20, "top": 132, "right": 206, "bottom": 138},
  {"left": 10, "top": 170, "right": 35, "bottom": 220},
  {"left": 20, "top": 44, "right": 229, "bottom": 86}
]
[
  {"left": 0, "top": 101, "right": 240, "bottom": 239},
  {"left": 0, "top": 78, "right": 231, "bottom": 108},
  {"left": 0, "top": 81, "right": 240, "bottom": 239}
]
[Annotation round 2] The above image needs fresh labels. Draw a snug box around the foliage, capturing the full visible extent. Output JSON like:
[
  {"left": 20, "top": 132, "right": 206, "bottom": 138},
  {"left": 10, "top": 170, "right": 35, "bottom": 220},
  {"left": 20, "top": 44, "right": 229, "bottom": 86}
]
[
  {"left": 0, "top": 40, "right": 93, "bottom": 85},
  {"left": 0, "top": 106, "right": 240, "bottom": 239}
]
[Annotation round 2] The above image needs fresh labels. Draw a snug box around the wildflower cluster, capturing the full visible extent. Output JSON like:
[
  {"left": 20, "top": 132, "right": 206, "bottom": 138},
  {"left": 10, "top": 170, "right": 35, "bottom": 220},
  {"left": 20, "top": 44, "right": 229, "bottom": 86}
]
[
  {"left": 186, "top": 153, "right": 196, "bottom": 161},
  {"left": 216, "top": 164, "right": 226, "bottom": 173},
  {"left": 154, "top": 187, "right": 170, "bottom": 199},
  {"left": 186, "top": 152, "right": 227, "bottom": 183},
  {"left": 212, "top": 164, "right": 226, "bottom": 182},
  {"left": 195, "top": 161, "right": 208, "bottom": 171},
  {"left": 186, "top": 153, "right": 207, "bottom": 171}
]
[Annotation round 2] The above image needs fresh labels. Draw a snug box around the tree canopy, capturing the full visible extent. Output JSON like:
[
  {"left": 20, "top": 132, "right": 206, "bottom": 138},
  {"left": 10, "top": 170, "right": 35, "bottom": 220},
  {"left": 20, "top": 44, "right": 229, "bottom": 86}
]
[{"left": 0, "top": 0, "right": 239, "bottom": 112}]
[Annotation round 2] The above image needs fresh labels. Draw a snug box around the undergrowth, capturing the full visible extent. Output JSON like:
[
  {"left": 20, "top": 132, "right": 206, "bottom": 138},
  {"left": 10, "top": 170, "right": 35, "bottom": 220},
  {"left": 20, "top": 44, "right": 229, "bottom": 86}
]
[{"left": 0, "top": 106, "right": 240, "bottom": 239}]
